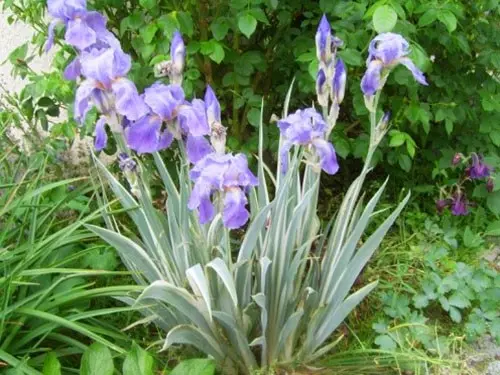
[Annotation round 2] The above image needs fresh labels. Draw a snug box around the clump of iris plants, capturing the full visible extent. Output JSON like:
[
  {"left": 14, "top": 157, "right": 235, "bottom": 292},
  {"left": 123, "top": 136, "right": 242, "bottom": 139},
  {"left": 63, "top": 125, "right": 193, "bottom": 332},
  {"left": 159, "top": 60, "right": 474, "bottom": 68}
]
[
  {"left": 436, "top": 152, "right": 494, "bottom": 216},
  {"left": 46, "top": 1, "right": 428, "bottom": 373}
]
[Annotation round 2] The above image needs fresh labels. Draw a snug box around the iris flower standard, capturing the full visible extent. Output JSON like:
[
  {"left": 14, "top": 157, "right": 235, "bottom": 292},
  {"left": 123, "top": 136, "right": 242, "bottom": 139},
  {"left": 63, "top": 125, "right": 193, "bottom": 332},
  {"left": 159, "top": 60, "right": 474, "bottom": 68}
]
[
  {"left": 315, "top": 15, "right": 346, "bottom": 113},
  {"left": 361, "top": 33, "right": 428, "bottom": 97}
]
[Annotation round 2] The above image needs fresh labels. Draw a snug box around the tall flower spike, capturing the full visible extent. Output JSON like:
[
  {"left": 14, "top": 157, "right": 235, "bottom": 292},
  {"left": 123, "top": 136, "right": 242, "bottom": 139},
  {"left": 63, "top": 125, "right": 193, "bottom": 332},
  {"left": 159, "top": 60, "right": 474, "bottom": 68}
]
[
  {"left": 361, "top": 33, "right": 428, "bottom": 97},
  {"left": 315, "top": 15, "right": 332, "bottom": 64}
]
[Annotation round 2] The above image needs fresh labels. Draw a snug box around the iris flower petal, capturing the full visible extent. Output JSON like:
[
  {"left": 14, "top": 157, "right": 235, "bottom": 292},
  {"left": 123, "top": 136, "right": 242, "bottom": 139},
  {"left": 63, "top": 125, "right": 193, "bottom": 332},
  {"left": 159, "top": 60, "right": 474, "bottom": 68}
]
[
  {"left": 65, "top": 18, "right": 96, "bottom": 50},
  {"left": 312, "top": 138, "right": 339, "bottom": 175},
  {"left": 63, "top": 58, "right": 82, "bottom": 80},
  {"left": 361, "top": 60, "right": 383, "bottom": 96},
  {"left": 94, "top": 116, "right": 108, "bottom": 151},
  {"left": 399, "top": 57, "right": 428, "bottom": 86},
  {"left": 126, "top": 115, "right": 162, "bottom": 154},
  {"left": 186, "top": 135, "right": 213, "bottom": 164},
  {"left": 223, "top": 188, "right": 250, "bottom": 229}
]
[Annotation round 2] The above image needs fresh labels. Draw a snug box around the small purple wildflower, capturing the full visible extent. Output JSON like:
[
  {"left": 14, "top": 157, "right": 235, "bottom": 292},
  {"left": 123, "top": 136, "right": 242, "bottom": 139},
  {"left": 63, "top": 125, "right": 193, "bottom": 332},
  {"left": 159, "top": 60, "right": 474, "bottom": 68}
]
[
  {"left": 277, "top": 108, "right": 339, "bottom": 175},
  {"left": 450, "top": 192, "right": 470, "bottom": 216},
  {"left": 467, "top": 154, "right": 492, "bottom": 179},
  {"left": 188, "top": 153, "right": 258, "bottom": 229},
  {"left": 361, "top": 33, "right": 428, "bottom": 96},
  {"left": 435, "top": 199, "right": 449, "bottom": 215}
]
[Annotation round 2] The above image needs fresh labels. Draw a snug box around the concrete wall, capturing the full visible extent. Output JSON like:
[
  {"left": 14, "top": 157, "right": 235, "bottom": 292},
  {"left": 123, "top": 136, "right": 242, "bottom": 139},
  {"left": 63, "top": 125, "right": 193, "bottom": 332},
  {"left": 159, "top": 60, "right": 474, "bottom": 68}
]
[{"left": 0, "top": 10, "right": 55, "bottom": 93}]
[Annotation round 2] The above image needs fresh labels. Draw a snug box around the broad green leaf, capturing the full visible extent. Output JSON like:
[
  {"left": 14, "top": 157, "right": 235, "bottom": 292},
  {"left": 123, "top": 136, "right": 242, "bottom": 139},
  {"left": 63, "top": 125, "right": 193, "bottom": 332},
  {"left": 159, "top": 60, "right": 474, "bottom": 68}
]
[
  {"left": 485, "top": 220, "right": 500, "bottom": 236},
  {"left": 449, "top": 306, "right": 462, "bottom": 323},
  {"left": 338, "top": 48, "right": 363, "bottom": 66},
  {"left": 211, "top": 19, "right": 229, "bottom": 41},
  {"left": 413, "top": 294, "right": 429, "bottom": 308},
  {"left": 437, "top": 10, "right": 457, "bottom": 33},
  {"left": 238, "top": 13, "right": 257, "bottom": 38},
  {"left": 200, "top": 40, "right": 225, "bottom": 64},
  {"left": 140, "top": 23, "right": 158, "bottom": 44},
  {"left": 123, "top": 343, "right": 154, "bottom": 375},
  {"left": 170, "top": 359, "right": 216, "bottom": 375},
  {"left": 490, "top": 130, "right": 500, "bottom": 146},
  {"left": 398, "top": 154, "right": 412, "bottom": 172},
  {"left": 487, "top": 191, "right": 500, "bottom": 215},
  {"left": 418, "top": 9, "right": 437, "bottom": 27},
  {"left": 449, "top": 293, "right": 470, "bottom": 309},
  {"left": 247, "top": 107, "right": 261, "bottom": 127},
  {"left": 139, "top": 0, "right": 155, "bottom": 9},
  {"left": 373, "top": 5, "right": 398, "bottom": 33},
  {"left": 80, "top": 343, "right": 114, "bottom": 375},
  {"left": 375, "top": 334, "right": 397, "bottom": 350},
  {"left": 389, "top": 132, "right": 406, "bottom": 147},
  {"left": 42, "top": 353, "right": 61, "bottom": 375},
  {"left": 463, "top": 226, "right": 483, "bottom": 248},
  {"left": 177, "top": 11, "right": 194, "bottom": 37}
]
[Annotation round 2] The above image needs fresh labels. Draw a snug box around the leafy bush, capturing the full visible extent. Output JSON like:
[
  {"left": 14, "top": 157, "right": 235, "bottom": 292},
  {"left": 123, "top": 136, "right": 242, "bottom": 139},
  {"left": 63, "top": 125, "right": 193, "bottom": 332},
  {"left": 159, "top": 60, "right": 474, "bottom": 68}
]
[
  {"left": 3, "top": 0, "right": 499, "bottom": 194},
  {"left": 371, "top": 216, "right": 499, "bottom": 359}
]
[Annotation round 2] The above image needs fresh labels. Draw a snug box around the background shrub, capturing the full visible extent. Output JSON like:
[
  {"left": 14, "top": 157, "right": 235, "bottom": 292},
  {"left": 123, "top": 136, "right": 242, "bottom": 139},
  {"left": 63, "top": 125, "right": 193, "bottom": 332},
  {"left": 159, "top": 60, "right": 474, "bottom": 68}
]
[{"left": 3, "top": 0, "right": 500, "bottom": 209}]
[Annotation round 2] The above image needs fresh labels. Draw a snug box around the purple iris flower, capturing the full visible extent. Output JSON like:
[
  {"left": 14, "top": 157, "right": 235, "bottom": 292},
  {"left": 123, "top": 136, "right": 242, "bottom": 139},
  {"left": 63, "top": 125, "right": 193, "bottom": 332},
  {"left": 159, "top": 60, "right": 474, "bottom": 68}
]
[
  {"left": 188, "top": 153, "right": 258, "bottom": 229},
  {"left": 46, "top": 0, "right": 110, "bottom": 51},
  {"left": 75, "top": 47, "right": 147, "bottom": 124},
  {"left": 277, "top": 108, "right": 339, "bottom": 175},
  {"left": 75, "top": 47, "right": 148, "bottom": 150},
  {"left": 450, "top": 193, "right": 470, "bottom": 216},
  {"left": 361, "top": 33, "right": 428, "bottom": 96},
  {"left": 126, "top": 83, "right": 185, "bottom": 154},
  {"left": 467, "top": 154, "right": 492, "bottom": 179}
]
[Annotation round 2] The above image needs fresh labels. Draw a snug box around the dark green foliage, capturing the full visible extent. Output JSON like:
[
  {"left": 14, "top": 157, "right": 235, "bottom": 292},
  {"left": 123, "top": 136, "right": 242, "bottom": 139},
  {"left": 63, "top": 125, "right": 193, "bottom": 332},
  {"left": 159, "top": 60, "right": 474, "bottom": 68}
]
[{"left": 4, "top": 0, "right": 499, "bottom": 184}]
